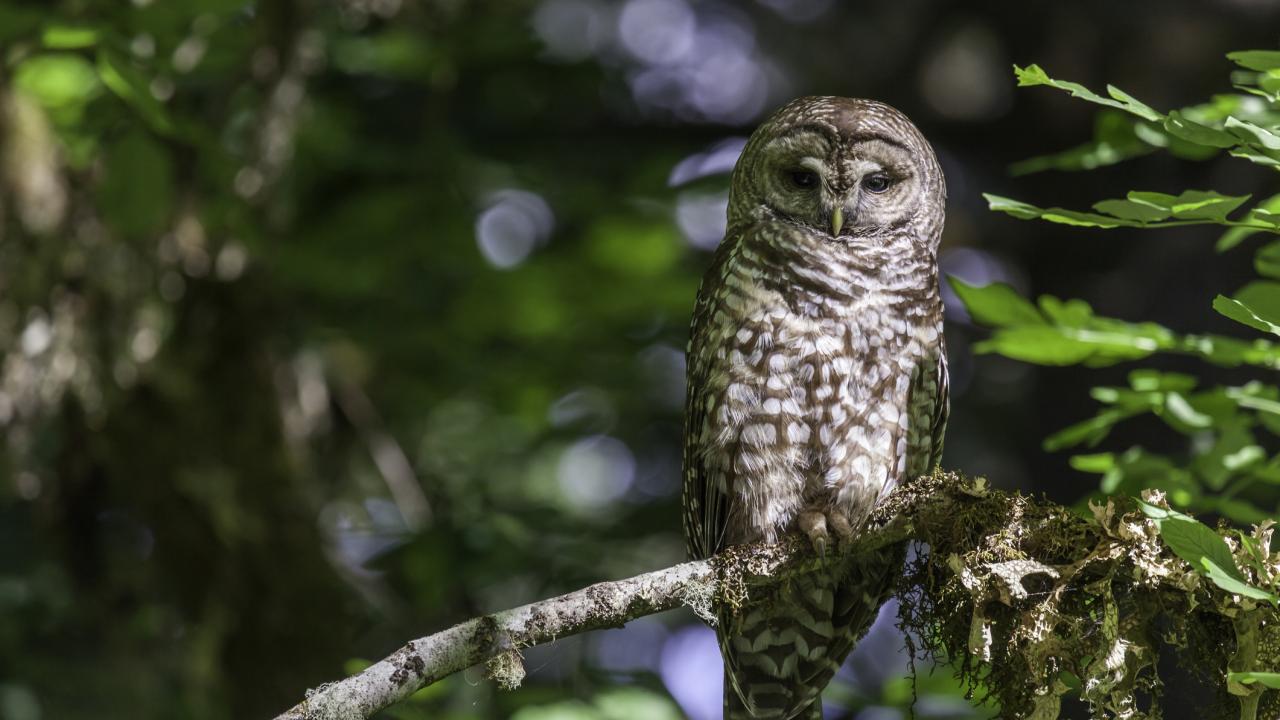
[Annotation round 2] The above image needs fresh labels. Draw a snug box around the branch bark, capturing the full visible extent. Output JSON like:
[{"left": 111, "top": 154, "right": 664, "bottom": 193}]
[{"left": 273, "top": 472, "right": 1280, "bottom": 720}]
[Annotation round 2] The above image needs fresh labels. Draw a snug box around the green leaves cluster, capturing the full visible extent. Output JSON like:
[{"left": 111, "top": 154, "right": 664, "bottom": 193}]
[
  {"left": 959, "top": 54, "right": 1280, "bottom": 711},
  {"left": 951, "top": 273, "right": 1280, "bottom": 521}
]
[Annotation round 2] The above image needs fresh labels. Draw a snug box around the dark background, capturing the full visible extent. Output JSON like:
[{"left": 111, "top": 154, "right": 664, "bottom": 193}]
[{"left": 1, "top": 1, "right": 1277, "bottom": 718}]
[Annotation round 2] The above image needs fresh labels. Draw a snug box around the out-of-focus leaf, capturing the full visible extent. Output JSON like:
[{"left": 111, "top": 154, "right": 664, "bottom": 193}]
[
  {"left": 1037, "top": 296, "right": 1094, "bottom": 326},
  {"left": 13, "top": 54, "right": 101, "bottom": 114},
  {"left": 1162, "top": 392, "right": 1213, "bottom": 429},
  {"left": 41, "top": 25, "right": 98, "bottom": 49},
  {"left": 1194, "top": 421, "right": 1259, "bottom": 490},
  {"left": 1045, "top": 409, "right": 1136, "bottom": 451},
  {"left": 1129, "top": 369, "right": 1197, "bottom": 393},
  {"left": 1069, "top": 452, "right": 1115, "bottom": 473},
  {"left": 976, "top": 327, "right": 1097, "bottom": 365},
  {"left": 1256, "top": 241, "right": 1280, "bottom": 278},
  {"left": 1094, "top": 448, "right": 1193, "bottom": 495},
  {"left": 1215, "top": 498, "right": 1270, "bottom": 525},
  {"left": 97, "top": 131, "right": 174, "bottom": 236},
  {"left": 946, "top": 278, "right": 1044, "bottom": 327},
  {"left": 1227, "top": 50, "right": 1280, "bottom": 71},
  {"left": 1010, "top": 111, "right": 1155, "bottom": 176},
  {"left": 96, "top": 49, "right": 173, "bottom": 134}
]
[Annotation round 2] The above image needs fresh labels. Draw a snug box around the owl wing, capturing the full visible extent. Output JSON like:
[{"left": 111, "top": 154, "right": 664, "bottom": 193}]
[
  {"left": 681, "top": 226, "right": 746, "bottom": 561},
  {"left": 928, "top": 350, "right": 950, "bottom": 471}
]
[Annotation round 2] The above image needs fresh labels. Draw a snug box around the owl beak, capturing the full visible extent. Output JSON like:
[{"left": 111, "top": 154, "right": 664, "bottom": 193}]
[{"left": 830, "top": 206, "right": 844, "bottom": 237}]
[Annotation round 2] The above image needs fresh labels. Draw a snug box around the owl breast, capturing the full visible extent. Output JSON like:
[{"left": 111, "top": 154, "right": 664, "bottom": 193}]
[{"left": 697, "top": 236, "right": 943, "bottom": 549}]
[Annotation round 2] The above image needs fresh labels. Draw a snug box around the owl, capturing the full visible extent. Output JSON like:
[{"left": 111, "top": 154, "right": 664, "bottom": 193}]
[{"left": 681, "top": 97, "right": 948, "bottom": 719}]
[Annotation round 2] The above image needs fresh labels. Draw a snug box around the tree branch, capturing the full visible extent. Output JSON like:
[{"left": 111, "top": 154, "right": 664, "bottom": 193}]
[{"left": 274, "top": 472, "right": 1280, "bottom": 720}]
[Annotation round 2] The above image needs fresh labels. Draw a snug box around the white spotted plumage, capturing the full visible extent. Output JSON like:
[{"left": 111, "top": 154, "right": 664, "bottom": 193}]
[{"left": 681, "top": 97, "right": 949, "bottom": 719}]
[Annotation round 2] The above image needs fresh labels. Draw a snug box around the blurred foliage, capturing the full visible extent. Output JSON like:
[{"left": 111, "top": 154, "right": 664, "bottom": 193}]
[{"left": 2, "top": 0, "right": 1279, "bottom": 719}]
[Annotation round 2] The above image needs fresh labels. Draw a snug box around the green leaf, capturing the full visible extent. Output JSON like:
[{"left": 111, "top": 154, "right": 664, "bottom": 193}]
[
  {"left": 1218, "top": 194, "right": 1280, "bottom": 251},
  {"left": 1128, "top": 369, "right": 1197, "bottom": 392},
  {"left": 1127, "top": 190, "right": 1250, "bottom": 221},
  {"left": 1255, "top": 241, "right": 1280, "bottom": 278},
  {"left": 1045, "top": 409, "right": 1135, "bottom": 451},
  {"left": 1161, "top": 519, "right": 1271, "bottom": 596},
  {"left": 946, "top": 278, "right": 1044, "bottom": 327},
  {"left": 1092, "top": 199, "right": 1170, "bottom": 222},
  {"left": 1010, "top": 111, "right": 1156, "bottom": 176},
  {"left": 13, "top": 53, "right": 101, "bottom": 113},
  {"left": 987, "top": 190, "right": 1250, "bottom": 229},
  {"left": 976, "top": 327, "right": 1097, "bottom": 365},
  {"left": 1162, "top": 392, "right": 1213, "bottom": 429},
  {"left": 1201, "top": 555, "right": 1278, "bottom": 601},
  {"left": 1229, "top": 145, "right": 1280, "bottom": 169},
  {"left": 1227, "top": 50, "right": 1280, "bottom": 71},
  {"left": 41, "top": 25, "right": 98, "bottom": 49},
  {"left": 1236, "top": 281, "right": 1280, "bottom": 326},
  {"left": 1215, "top": 498, "right": 1271, "bottom": 525},
  {"left": 1228, "top": 672, "right": 1280, "bottom": 689},
  {"left": 983, "top": 193, "right": 1041, "bottom": 219},
  {"left": 1163, "top": 110, "right": 1238, "bottom": 149},
  {"left": 1039, "top": 208, "right": 1135, "bottom": 228},
  {"left": 1214, "top": 288, "right": 1280, "bottom": 335},
  {"left": 1226, "top": 116, "right": 1280, "bottom": 151},
  {"left": 1038, "top": 296, "right": 1094, "bottom": 326},
  {"left": 1102, "top": 449, "right": 1193, "bottom": 495},
  {"left": 1013, "top": 64, "right": 1163, "bottom": 122},
  {"left": 1139, "top": 508, "right": 1279, "bottom": 601},
  {"left": 96, "top": 49, "right": 173, "bottom": 135},
  {"left": 1069, "top": 452, "right": 1114, "bottom": 473}
]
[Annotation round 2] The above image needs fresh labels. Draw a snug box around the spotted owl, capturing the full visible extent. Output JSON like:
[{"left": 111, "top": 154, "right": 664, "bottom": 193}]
[{"left": 681, "top": 97, "right": 948, "bottom": 719}]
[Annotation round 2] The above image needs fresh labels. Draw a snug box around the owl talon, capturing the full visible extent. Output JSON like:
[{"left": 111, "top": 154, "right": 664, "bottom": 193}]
[
  {"left": 798, "top": 510, "right": 829, "bottom": 559},
  {"left": 828, "top": 512, "right": 854, "bottom": 552}
]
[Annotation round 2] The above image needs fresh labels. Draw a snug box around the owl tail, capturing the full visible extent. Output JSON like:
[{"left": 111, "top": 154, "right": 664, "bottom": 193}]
[{"left": 719, "top": 545, "right": 902, "bottom": 720}]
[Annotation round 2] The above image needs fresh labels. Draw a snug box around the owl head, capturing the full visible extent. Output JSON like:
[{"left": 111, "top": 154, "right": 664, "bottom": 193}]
[{"left": 727, "top": 96, "right": 945, "bottom": 249}]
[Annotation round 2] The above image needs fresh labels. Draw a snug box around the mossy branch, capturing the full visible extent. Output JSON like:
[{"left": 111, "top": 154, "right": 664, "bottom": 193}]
[{"left": 274, "top": 472, "right": 1279, "bottom": 720}]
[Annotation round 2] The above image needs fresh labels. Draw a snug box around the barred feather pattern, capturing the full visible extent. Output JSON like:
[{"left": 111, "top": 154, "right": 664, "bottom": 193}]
[{"left": 681, "top": 97, "right": 948, "bottom": 719}]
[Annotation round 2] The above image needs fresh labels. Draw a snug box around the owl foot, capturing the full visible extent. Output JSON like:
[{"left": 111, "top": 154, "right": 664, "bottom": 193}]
[{"left": 798, "top": 508, "right": 854, "bottom": 560}]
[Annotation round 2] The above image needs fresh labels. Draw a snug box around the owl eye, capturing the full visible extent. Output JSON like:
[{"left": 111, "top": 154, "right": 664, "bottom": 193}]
[
  {"left": 862, "top": 173, "right": 892, "bottom": 193},
  {"left": 787, "top": 170, "right": 819, "bottom": 189}
]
